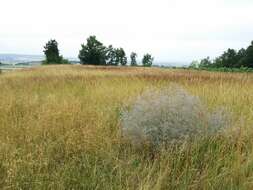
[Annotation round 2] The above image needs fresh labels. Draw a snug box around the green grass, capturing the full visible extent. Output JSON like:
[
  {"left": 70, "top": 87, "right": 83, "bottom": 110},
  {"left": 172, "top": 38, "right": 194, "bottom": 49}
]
[
  {"left": 187, "top": 67, "right": 253, "bottom": 73},
  {"left": 0, "top": 65, "right": 253, "bottom": 189}
]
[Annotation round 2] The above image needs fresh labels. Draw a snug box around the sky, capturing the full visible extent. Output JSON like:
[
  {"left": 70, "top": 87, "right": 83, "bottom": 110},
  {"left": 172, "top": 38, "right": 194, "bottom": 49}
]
[{"left": 0, "top": 0, "right": 253, "bottom": 64}]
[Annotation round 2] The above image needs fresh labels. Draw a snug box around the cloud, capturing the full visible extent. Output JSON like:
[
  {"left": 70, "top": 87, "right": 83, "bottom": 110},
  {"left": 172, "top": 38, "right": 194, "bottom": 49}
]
[{"left": 0, "top": 0, "right": 252, "bottom": 63}]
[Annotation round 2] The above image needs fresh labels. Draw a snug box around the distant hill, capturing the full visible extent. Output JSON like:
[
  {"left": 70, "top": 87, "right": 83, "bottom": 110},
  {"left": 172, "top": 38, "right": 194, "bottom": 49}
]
[
  {"left": 0, "top": 54, "right": 44, "bottom": 64},
  {"left": 0, "top": 54, "right": 79, "bottom": 65}
]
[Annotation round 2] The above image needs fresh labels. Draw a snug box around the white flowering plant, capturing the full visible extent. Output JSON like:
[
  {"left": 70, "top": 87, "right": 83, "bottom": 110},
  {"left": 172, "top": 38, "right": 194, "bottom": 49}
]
[{"left": 121, "top": 86, "right": 231, "bottom": 147}]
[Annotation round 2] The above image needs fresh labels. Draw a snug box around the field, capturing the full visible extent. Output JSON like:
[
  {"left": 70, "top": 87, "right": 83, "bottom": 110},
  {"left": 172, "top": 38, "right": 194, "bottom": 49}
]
[{"left": 1, "top": 65, "right": 253, "bottom": 189}]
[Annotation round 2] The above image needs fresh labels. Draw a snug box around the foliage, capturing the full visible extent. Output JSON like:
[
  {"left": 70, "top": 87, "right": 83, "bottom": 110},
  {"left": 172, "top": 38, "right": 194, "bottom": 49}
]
[
  {"left": 43, "top": 39, "right": 67, "bottom": 64},
  {"left": 222, "top": 49, "right": 238, "bottom": 68},
  {"left": 199, "top": 57, "right": 212, "bottom": 68},
  {"left": 115, "top": 48, "right": 127, "bottom": 66},
  {"left": 188, "top": 66, "right": 253, "bottom": 73},
  {"left": 142, "top": 53, "right": 154, "bottom": 67},
  {"left": 130, "top": 52, "right": 138, "bottom": 66},
  {"left": 196, "top": 40, "right": 253, "bottom": 69},
  {"left": 236, "top": 48, "right": 247, "bottom": 67},
  {"left": 79, "top": 36, "right": 107, "bottom": 65},
  {"left": 40, "top": 35, "right": 156, "bottom": 67},
  {"left": 78, "top": 36, "right": 128, "bottom": 66},
  {"left": 106, "top": 45, "right": 118, "bottom": 66},
  {"left": 61, "top": 57, "right": 71, "bottom": 64},
  {"left": 189, "top": 60, "right": 199, "bottom": 69},
  {"left": 239, "top": 41, "right": 253, "bottom": 68}
]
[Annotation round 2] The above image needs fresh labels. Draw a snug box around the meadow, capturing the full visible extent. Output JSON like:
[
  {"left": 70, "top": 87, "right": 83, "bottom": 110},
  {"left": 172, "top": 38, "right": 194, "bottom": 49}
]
[{"left": 0, "top": 65, "right": 253, "bottom": 189}]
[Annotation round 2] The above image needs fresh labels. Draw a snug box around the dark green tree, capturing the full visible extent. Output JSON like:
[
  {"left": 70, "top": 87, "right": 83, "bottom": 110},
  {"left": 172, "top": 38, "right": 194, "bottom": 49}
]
[
  {"left": 235, "top": 48, "right": 246, "bottom": 67},
  {"left": 217, "top": 49, "right": 238, "bottom": 68},
  {"left": 79, "top": 36, "right": 107, "bottom": 65},
  {"left": 199, "top": 57, "right": 212, "bottom": 68},
  {"left": 106, "top": 45, "right": 118, "bottom": 65},
  {"left": 237, "top": 48, "right": 246, "bottom": 60},
  {"left": 212, "top": 57, "right": 222, "bottom": 68},
  {"left": 130, "top": 52, "right": 137, "bottom": 66},
  {"left": 122, "top": 56, "right": 127, "bottom": 66},
  {"left": 142, "top": 54, "right": 154, "bottom": 67},
  {"left": 198, "top": 41, "right": 253, "bottom": 69},
  {"left": 239, "top": 41, "right": 253, "bottom": 68},
  {"left": 43, "top": 39, "right": 62, "bottom": 64},
  {"left": 115, "top": 48, "right": 127, "bottom": 66}
]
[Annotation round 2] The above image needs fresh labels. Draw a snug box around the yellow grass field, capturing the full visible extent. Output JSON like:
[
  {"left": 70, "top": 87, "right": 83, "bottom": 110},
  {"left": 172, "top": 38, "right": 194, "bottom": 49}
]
[{"left": 1, "top": 65, "right": 253, "bottom": 189}]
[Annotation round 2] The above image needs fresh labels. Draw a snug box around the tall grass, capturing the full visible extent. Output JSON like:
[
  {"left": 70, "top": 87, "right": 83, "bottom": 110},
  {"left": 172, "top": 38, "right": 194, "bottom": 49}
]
[{"left": 0, "top": 65, "right": 253, "bottom": 189}]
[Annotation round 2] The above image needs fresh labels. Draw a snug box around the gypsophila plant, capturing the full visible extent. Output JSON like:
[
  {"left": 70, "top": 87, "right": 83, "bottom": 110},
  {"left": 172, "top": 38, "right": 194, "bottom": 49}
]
[{"left": 121, "top": 86, "right": 231, "bottom": 147}]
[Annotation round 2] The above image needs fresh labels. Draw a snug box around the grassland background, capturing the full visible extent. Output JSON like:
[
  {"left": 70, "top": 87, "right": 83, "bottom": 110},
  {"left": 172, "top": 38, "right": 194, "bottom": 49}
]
[{"left": 0, "top": 65, "right": 253, "bottom": 190}]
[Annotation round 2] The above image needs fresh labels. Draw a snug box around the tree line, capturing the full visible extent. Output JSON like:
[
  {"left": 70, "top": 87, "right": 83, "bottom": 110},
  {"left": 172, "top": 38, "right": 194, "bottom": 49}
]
[
  {"left": 190, "top": 41, "right": 253, "bottom": 69},
  {"left": 43, "top": 36, "right": 154, "bottom": 67}
]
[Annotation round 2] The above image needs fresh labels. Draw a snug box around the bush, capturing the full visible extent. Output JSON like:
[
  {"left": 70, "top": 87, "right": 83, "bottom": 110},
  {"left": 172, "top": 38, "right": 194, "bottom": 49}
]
[
  {"left": 60, "top": 57, "right": 70, "bottom": 64},
  {"left": 121, "top": 86, "right": 231, "bottom": 148}
]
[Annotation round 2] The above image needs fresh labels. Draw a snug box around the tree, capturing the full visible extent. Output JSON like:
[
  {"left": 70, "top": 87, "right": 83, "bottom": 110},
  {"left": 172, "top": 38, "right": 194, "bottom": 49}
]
[
  {"left": 237, "top": 48, "right": 246, "bottom": 61},
  {"left": 106, "top": 45, "right": 118, "bottom": 66},
  {"left": 216, "top": 49, "right": 238, "bottom": 68},
  {"left": 43, "top": 39, "right": 62, "bottom": 64},
  {"left": 130, "top": 52, "right": 137, "bottom": 66},
  {"left": 122, "top": 55, "right": 127, "bottom": 66},
  {"left": 79, "top": 36, "right": 107, "bottom": 65},
  {"left": 235, "top": 48, "right": 246, "bottom": 67},
  {"left": 199, "top": 57, "right": 212, "bottom": 68},
  {"left": 115, "top": 48, "right": 127, "bottom": 66},
  {"left": 239, "top": 41, "right": 253, "bottom": 68},
  {"left": 142, "top": 54, "right": 154, "bottom": 67},
  {"left": 212, "top": 57, "right": 222, "bottom": 68},
  {"left": 189, "top": 60, "right": 199, "bottom": 69},
  {"left": 197, "top": 40, "right": 253, "bottom": 69}
]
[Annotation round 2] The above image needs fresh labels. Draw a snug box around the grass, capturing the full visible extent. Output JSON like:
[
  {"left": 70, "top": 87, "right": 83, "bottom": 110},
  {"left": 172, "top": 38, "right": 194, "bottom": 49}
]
[
  {"left": 187, "top": 67, "right": 253, "bottom": 73},
  {"left": 0, "top": 65, "right": 253, "bottom": 189}
]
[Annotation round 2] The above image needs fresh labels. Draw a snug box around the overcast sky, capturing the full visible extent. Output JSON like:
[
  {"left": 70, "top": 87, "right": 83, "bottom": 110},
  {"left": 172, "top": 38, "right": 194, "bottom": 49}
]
[{"left": 0, "top": 0, "right": 253, "bottom": 63}]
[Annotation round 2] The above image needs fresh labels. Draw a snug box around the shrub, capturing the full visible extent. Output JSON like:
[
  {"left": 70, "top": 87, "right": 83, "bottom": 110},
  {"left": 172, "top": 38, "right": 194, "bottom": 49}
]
[
  {"left": 121, "top": 86, "right": 231, "bottom": 147},
  {"left": 60, "top": 57, "right": 70, "bottom": 64}
]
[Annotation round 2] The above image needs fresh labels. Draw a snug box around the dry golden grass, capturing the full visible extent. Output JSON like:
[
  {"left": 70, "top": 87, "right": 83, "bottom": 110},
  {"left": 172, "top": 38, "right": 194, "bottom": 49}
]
[{"left": 1, "top": 65, "right": 253, "bottom": 189}]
